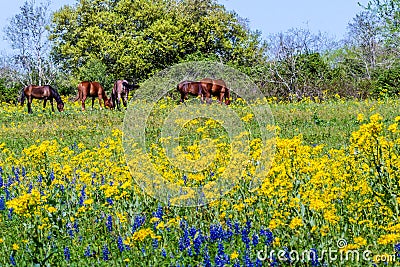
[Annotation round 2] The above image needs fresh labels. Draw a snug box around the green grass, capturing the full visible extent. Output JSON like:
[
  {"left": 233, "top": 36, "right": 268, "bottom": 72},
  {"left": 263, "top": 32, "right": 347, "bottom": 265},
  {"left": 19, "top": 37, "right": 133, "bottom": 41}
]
[{"left": 1, "top": 98, "right": 399, "bottom": 152}]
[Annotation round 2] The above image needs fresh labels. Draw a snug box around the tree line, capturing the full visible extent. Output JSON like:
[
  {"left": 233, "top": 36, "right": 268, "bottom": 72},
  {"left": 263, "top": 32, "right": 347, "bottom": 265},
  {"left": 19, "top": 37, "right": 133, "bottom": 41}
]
[{"left": 0, "top": 0, "right": 399, "bottom": 103}]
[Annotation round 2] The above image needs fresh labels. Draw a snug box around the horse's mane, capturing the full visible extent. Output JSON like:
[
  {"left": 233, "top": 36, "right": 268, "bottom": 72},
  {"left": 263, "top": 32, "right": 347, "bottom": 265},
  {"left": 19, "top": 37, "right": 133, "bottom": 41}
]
[{"left": 49, "top": 86, "right": 63, "bottom": 104}]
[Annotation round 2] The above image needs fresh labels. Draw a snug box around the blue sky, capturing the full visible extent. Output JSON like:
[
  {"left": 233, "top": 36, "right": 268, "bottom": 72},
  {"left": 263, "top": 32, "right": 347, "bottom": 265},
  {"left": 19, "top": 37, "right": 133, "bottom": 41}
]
[{"left": 0, "top": 0, "right": 369, "bottom": 54}]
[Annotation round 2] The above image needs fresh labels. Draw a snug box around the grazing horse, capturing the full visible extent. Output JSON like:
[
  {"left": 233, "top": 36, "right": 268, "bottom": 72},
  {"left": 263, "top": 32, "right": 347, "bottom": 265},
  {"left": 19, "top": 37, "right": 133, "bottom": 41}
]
[
  {"left": 177, "top": 80, "right": 203, "bottom": 103},
  {"left": 73, "top": 81, "right": 113, "bottom": 111},
  {"left": 199, "top": 78, "right": 231, "bottom": 105},
  {"left": 20, "top": 85, "right": 64, "bottom": 114},
  {"left": 111, "top": 80, "right": 139, "bottom": 110}
]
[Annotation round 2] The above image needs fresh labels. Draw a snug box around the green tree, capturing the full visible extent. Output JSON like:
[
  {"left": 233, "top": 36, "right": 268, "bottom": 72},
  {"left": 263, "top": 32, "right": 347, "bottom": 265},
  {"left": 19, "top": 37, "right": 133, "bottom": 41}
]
[{"left": 50, "top": 0, "right": 266, "bottom": 83}]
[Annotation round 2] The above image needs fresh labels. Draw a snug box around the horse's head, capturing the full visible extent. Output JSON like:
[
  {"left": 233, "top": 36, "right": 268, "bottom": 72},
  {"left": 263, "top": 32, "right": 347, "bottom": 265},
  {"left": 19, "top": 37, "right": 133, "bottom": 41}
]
[
  {"left": 105, "top": 98, "right": 113, "bottom": 109},
  {"left": 57, "top": 102, "right": 64, "bottom": 112}
]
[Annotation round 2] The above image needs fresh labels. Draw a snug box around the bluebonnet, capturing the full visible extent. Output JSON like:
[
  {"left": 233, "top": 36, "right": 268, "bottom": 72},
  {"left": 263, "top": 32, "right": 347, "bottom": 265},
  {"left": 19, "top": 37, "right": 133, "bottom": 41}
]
[
  {"left": 0, "top": 166, "right": 2, "bottom": 173},
  {"left": 193, "top": 232, "right": 204, "bottom": 255},
  {"left": 117, "top": 236, "right": 124, "bottom": 252},
  {"left": 102, "top": 245, "right": 110, "bottom": 261},
  {"left": 244, "top": 249, "right": 253, "bottom": 267},
  {"left": 215, "top": 242, "right": 229, "bottom": 267},
  {"left": 101, "top": 175, "right": 105, "bottom": 185},
  {"left": 161, "top": 248, "right": 167, "bottom": 257},
  {"left": 79, "top": 184, "right": 86, "bottom": 206},
  {"left": 252, "top": 233, "right": 259, "bottom": 247},
  {"left": 189, "top": 226, "right": 197, "bottom": 238},
  {"left": 84, "top": 245, "right": 91, "bottom": 257},
  {"left": 234, "top": 221, "right": 240, "bottom": 234},
  {"left": 10, "top": 254, "right": 16, "bottom": 266},
  {"left": 0, "top": 196, "right": 5, "bottom": 210},
  {"left": 5, "top": 188, "right": 10, "bottom": 201},
  {"left": 210, "top": 223, "right": 224, "bottom": 242},
  {"left": 28, "top": 183, "right": 33, "bottom": 193},
  {"left": 152, "top": 238, "right": 159, "bottom": 249},
  {"left": 260, "top": 228, "right": 274, "bottom": 246},
  {"left": 22, "top": 167, "right": 26, "bottom": 177},
  {"left": 310, "top": 248, "right": 320, "bottom": 267},
  {"left": 0, "top": 172, "right": 3, "bottom": 187},
  {"left": 106, "top": 215, "right": 113, "bottom": 232},
  {"left": 13, "top": 167, "right": 19, "bottom": 183},
  {"left": 49, "top": 171, "right": 55, "bottom": 182},
  {"left": 203, "top": 247, "right": 212, "bottom": 267},
  {"left": 66, "top": 222, "right": 74, "bottom": 237},
  {"left": 178, "top": 229, "right": 190, "bottom": 252},
  {"left": 74, "top": 221, "right": 79, "bottom": 233},
  {"left": 241, "top": 227, "right": 250, "bottom": 249},
  {"left": 106, "top": 198, "right": 113, "bottom": 205},
  {"left": 38, "top": 174, "right": 42, "bottom": 183},
  {"left": 132, "top": 215, "right": 146, "bottom": 232},
  {"left": 183, "top": 175, "right": 187, "bottom": 185},
  {"left": 395, "top": 243, "right": 400, "bottom": 260},
  {"left": 64, "top": 247, "right": 70, "bottom": 261}
]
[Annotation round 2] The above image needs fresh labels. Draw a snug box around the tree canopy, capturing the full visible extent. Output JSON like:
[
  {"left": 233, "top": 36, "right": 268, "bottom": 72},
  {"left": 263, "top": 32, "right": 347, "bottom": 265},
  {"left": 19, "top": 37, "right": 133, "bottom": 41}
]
[{"left": 50, "top": 0, "right": 267, "bottom": 85}]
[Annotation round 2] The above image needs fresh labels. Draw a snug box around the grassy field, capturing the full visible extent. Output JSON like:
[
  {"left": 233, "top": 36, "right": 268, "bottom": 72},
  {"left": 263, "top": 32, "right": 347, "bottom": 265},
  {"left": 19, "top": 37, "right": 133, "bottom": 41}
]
[{"left": 0, "top": 96, "right": 399, "bottom": 266}]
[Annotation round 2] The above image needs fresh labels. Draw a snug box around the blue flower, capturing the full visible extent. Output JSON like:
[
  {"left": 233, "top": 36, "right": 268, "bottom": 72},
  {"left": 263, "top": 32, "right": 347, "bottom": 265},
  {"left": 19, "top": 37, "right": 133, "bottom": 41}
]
[
  {"left": 117, "top": 236, "right": 124, "bottom": 252},
  {"left": 84, "top": 245, "right": 91, "bottom": 257},
  {"left": 0, "top": 196, "right": 5, "bottom": 210},
  {"left": 161, "top": 248, "right": 167, "bottom": 257},
  {"left": 64, "top": 247, "right": 70, "bottom": 261},
  {"left": 252, "top": 234, "right": 259, "bottom": 247},
  {"left": 203, "top": 247, "right": 211, "bottom": 267},
  {"left": 310, "top": 248, "right": 320, "bottom": 267},
  {"left": 79, "top": 184, "right": 86, "bottom": 206},
  {"left": 260, "top": 228, "right": 274, "bottom": 246},
  {"left": 28, "top": 183, "right": 33, "bottom": 193},
  {"left": 132, "top": 215, "right": 146, "bottom": 232},
  {"left": 152, "top": 238, "right": 159, "bottom": 249},
  {"left": 0, "top": 173, "right": 3, "bottom": 187},
  {"left": 10, "top": 254, "right": 16, "bottom": 266},
  {"left": 102, "top": 245, "right": 110, "bottom": 261},
  {"left": 395, "top": 243, "right": 400, "bottom": 259},
  {"left": 106, "top": 215, "right": 112, "bottom": 232},
  {"left": 106, "top": 197, "right": 113, "bottom": 205}
]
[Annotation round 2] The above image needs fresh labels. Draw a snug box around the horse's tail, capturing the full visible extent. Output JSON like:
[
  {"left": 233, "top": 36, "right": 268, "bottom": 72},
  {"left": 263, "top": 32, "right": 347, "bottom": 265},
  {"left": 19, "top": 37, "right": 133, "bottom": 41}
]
[{"left": 19, "top": 87, "right": 26, "bottom": 106}]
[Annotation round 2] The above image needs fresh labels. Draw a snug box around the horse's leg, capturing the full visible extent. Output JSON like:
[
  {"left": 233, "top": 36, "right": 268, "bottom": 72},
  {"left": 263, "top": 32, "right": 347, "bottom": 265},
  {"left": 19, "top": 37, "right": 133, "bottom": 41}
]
[
  {"left": 117, "top": 93, "right": 122, "bottom": 110},
  {"left": 50, "top": 98, "right": 55, "bottom": 112},
  {"left": 81, "top": 96, "right": 86, "bottom": 111},
  {"left": 98, "top": 95, "right": 103, "bottom": 110},
  {"left": 27, "top": 96, "right": 32, "bottom": 113},
  {"left": 43, "top": 99, "right": 47, "bottom": 110},
  {"left": 122, "top": 93, "right": 128, "bottom": 108}
]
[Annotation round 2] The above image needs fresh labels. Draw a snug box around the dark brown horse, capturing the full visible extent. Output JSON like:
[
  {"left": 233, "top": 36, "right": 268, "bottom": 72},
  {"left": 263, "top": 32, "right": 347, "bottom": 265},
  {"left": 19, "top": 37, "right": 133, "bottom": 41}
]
[
  {"left": 111, "top": 80, "right": 139, "bottom": 110},
  {"left": 20, "top": 85, "right": 64, "bottom": 114},
  {"left": 199, "top": 78, "right": 231, "bottom": 105},
  {"left": 73, "top": 81, "right": 113, "bottom": 111},
  {"left": 177, "top": 80, "right": 203, "bottom": 103}
]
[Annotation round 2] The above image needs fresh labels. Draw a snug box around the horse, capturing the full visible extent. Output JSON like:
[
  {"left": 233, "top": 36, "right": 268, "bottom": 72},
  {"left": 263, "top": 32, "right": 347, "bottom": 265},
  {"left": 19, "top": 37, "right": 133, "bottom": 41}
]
[
  {"left": 73, "top": 81, "right": 113, "bottom": 111},
  {"left": 111, "top": 80, "right": 139, "bottom": 110},
  {"left": 199, "top": 78, "right": 231, "bottom": 105},
  {"left": 19, "top": 85, "right": 64, "bottom": 114},
  {"left": 176, "top": 80, "right": 203, "bottom": 103}
]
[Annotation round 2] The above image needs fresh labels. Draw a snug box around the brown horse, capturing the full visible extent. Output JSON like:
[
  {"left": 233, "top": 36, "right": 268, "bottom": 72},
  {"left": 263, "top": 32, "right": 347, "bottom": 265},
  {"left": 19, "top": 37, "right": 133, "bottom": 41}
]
[
  {"left": 20, "top": 85, "right": 64, "bottom": 114},
  {"left": 199, "top": 78, "right": 231, "bottom": 105},
  {"left": 111, "top": 80, "right": 139, "bottom": 110},
  {"left": 73, "top": 81, "right": 113, "bottom": 111},
  {"left": 177, "top": 80, "right": 203, "bottom": 103}
]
